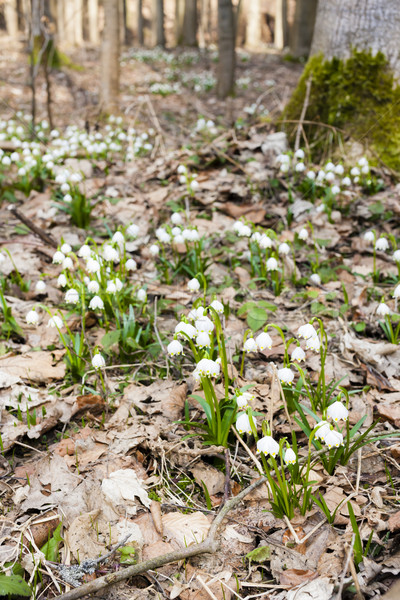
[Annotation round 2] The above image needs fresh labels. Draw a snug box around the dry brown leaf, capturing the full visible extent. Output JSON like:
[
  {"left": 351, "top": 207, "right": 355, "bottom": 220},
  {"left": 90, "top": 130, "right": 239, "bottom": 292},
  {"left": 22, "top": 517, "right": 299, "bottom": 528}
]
[
  {"left": 286, "top": 577, "right": 334, "bottom": 600},
  {"left": 162, "top": 511, "right": 211, "bottom": 548},
  {"left": 0, "top": 351, "right": 66, "bottom": 382},
  {"left": 150, "top": 500, "right": 163, "bottom": 535},
  {"left": 123, "top": 380, "right": 187, "bottom": 420},
  {"left": 64, "top": 510, "right": 104, "bottom": 560},
  {"left": 190, "top": 462, "right": 225, "bottom": 496},
  {"left": 388, "top": 510, "right": 400, "bottom": 532},
  {"left": 279, "top": 568, "right": 318, "bottom": 587}
]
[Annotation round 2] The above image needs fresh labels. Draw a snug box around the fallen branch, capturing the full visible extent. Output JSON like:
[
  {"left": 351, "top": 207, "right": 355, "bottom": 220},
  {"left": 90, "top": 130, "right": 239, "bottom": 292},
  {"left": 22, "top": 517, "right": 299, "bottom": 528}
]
[
  {"left": 294, "top": 78, "right": 312, "bottom": 151},
  {"left": 8, "top": 206, "right": 58, "bottom": 248},
  {"left": 52, "top": 477, "right": 265, "bottom": 600}
]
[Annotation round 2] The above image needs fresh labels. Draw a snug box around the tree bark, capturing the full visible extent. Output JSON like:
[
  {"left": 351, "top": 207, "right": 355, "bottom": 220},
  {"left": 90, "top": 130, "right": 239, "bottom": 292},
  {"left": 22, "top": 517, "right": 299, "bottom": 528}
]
[
  {"left": 138, "top": 0, "right": 144, "bottom": 45},
  {"left": 87, "top": 0, "right": 100, "bottom": 44},
  {"left": 244, "top": 0, "right": 261, "bottom": 50},
  {"left": 175, "top": 0, "right": 185, "bottom": 45},
  {"left": 64, "top": 0, "right": 76, "bottom": 45},
  {"left": 152, "top": 0, "right": 165, "bottom": 46},
  {"left": 126, "top": 0, "right": 138, "bottom": 43},
  {"left": 4, "top": 0, "right": 19, "bottom": 37},
  {"left": 217, "top": 0, "right": 235, "bottom": 98},
  {"left": 311, "top": 0, "right": 400, "bottom": 76},
  {"left": 290, "top": 0, "right": 317, "bottom": 57},
  {"left": 183, "top": 0, "right": 197, "bottom": 46},
  {"left": 101, "top": 0, "right": 120, "bottom": 113},
  {"left": 74, "top": 0, "right": 84, "bottom": 45},
  {"left": 275, "top": 0, "right": 287, "bottom": 50}
]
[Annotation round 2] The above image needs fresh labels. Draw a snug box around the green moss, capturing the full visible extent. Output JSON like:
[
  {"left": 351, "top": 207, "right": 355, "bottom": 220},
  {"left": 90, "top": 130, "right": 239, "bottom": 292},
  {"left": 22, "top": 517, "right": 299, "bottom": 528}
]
[{"left": 282, "top": 49, "right": 400, "bottom": 170}]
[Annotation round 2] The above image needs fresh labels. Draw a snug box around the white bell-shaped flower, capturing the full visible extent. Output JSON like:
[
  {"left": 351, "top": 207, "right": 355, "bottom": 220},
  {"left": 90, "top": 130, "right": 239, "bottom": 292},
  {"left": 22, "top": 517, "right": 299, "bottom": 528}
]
[
  {"left": 35, "top": 280, "right": 46, "bottom": 293},
  {"left": 89, "top": 295, "right": 104, "bottom": 310},
  {"left": 65, "top": 289, "right": 79, "bottom": 304},
  {"left": 256, "top": 435, "right": 279, "bottom": 457},
  {"left": 298, "top": 228, "right": 308, "bottom": 241},
  {"left": 92, "top": 353, "right": 106, "bottom": 370},
  {"left": 26, "top": 309, "right": 39, "bottom": 325},
  {"left": 78, "top": 244, "right": 91, "bottom": 259},
  {"left": 52, "top": 250, "right": 65, "bottom": 264},
  {"left": 57, "top": 274, "right": 67, "bottom": 288},
  {"left": 291, "top": 346, "right": 306, "bottom": 362},
  {"left": 255, "top": 332, "right": 272, "bottom": 351},
  {"left": 284, "top": 447, "right": 297, "bottom": 465},
  {"left": 375, "top": 237, "right": 389, "bottom": 251},
  {"left": 86, "top": 258, "right": 101, "bottom": 273},
  {"left": 87, "top": 280, "right": 100, "bottom": 294},
  {"left": 277, "top": 367, "right": 294, "bottom": 385},
  {"left": 297, "top": 323, "right": 317, "bottom": 340},
  {"left": 195, "top": 316, "right": 214, "bottom": 334},
  {"left": 137, "top": 288, "right": 147, "bottom": 302},
  {"left": 278, "top": 242, "right": 290, "bottom": 255},
  {"left": 175, "top": 322, "right": 197, "bottom": 339},
  {"left": 196, "top": 358, "right": 220, "bottom": 378},
  {"left": 243, "top": 338, "right": 257, "bottom": 353},
  {"left": 125, "top": 258, "right": 137, "bottom": 271},
  {"left": 210, "top": 300, "right": 224, "bottom": 314},
  {"left": 236, "top": 413, "right": 255, "bottom": 434},
  {"left": 327, "top": 401, "right": 348, "bottom": 422},
  {"left": 313, "top": 420, "right": 331, "bottom": 441},
  {"left": 188, "top": 278, "right": 200, "bottom": 292},
  {"left": 325, "top": 429, "right": 344, "bottom": 449},
  {"left": 305, "top": 335, "right": 321, "bottom": 352},
  {"left": 196, "top": 332, "right": 211, "bottom": 348},
  {"left": 376, "top": 302, "right": 391, "bottom": 317},
  {"left": 167, "top": 339, "right": 183, "bottom": 356},
  {"left": 47, "top": 315, "right": 63, "bottom": 329},
  {"left": 236, "top": 392, "right": 254, "bottom": 409}
]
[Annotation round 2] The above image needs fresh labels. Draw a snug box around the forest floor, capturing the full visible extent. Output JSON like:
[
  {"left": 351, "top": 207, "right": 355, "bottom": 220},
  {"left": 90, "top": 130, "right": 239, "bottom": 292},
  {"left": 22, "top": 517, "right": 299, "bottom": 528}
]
[{"left": 0, "top": 38, "right": 400, "bottom": 600}]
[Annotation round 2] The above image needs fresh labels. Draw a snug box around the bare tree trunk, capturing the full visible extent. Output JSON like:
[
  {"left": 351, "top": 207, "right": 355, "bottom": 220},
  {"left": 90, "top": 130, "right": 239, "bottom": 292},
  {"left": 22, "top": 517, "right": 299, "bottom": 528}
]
[
  {"left": 275, "top": 0, "right": 287, "bottom": 50},
  {"left": 175, "top": 0, "right": 185, "bottom": 45},
  {"left": 244, "top": 0, "right": 261, "bottom": 50},
  {"left": 4, "top": 0, "right": 19, "bottom": 37},
  {"left": 311, "top": 0, "right": 400, "bottom": 76},
  {"left": 217, "top": 0, "right": 235, "bottom": 98},
  {"left": 74, "top": 0, "right": 84, "bottom": 45},
  {"left": 183, "top": 0, "right": 197, "bottom": 46},
  {"left": 87, "top": 0, "right": 100, "bottom": 44},
  {"left": 64, "top": 0, "right": 76, "bottom": 45},
  {"left": 152, "top": 0, "right": 165, "bottom": 46},
  {"left": 126, "top": 0, "right": 138, "bottom": 43},
  {"left": 290, "top": 0, "right": 317, "bottom": 57},
  {"left": 138, "top": 0, "right": 144, "bottom": 45},
  {"left": 101, "top": 0, "right": 120, "bottom": 112}
]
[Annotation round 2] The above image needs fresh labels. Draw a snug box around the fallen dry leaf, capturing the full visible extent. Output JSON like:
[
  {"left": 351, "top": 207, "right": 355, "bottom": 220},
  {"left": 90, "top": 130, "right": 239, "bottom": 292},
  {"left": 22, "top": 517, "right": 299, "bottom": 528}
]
[
  {"left": 279, "top": 568, "right": 318, "bottom": 587},
  {"left": 162, "top": 511, "right": 211, "bottom": 548},
  {"left": 0, "top": 351, "right": 66, "bottom": 382}
]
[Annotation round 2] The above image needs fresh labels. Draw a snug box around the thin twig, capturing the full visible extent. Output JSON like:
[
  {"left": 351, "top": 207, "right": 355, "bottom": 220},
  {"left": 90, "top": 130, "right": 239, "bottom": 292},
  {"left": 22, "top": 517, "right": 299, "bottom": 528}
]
[
  {"left": 232, "top": 427, "right": 264, "bottom": 475},
  {"left": 8, "top": 206, "right": 58, "bottom": 248},
  {"left": 336, "top": 534, "right": 355, "bottom": 600},
  {"left": 295, "top": 78, "right": 312, "bottom": 151}
]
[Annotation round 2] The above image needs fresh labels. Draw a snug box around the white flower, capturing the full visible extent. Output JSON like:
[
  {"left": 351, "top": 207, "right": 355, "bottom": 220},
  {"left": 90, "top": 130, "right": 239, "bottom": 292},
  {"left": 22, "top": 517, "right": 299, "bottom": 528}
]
[
  {"left": 306, "top": 335, "right": 321, "bottom": 352},
  {"left": 47, "top": 315, "right": 63, "bottom": 329},
  {"left": 188, "top": 306, "right": 205, "bottom": 320},
  {"left": 61, "top": 243, "right": 72, "bottom": 254},
  {"left": 78, "top": 244, "right": 91, "bottom": 259},
  {"left": 364, "top": 231, "right": 375, "bottom": 243},
  {"left": 171, "top": 227, "right": 181, "bottom": 237},
  {"left": 236, "top": 413, "right": 255, "bottom": 434},
  {"left": 295, "top": 162, "right": 305, "bottom": 173},
  {"left": 358, "top": 157, "right": 368, "bottom": 167},
  {"left": 57, "top": 274, "right": 67, "bottom": 288},
  {"left": 92, "top": 353, "right": 106, "bottom": 370},
  {"left": 325, "top": 161, "right": 335, "bottom": 172},
  {"left": 291, "top": 346, "right": 306, "bottom": 362},
  {"left": 259, "top": 234, "right": 273, "bottom": 249},
  {"left": 195, "top": 316, "right": 214, "bottom": 334},
  {"left": 335, "top": 164, "right": 344, "bottom": 175},
  {"left": 196, "top": 358, "right": 220, "bottom": 378},
  {"left": 175, "top": 321, "right": 197, "bottom": 339},
  {"left": 266, "top": 257, "right": 278, "bottom": 271},
  {"left": 177, "top": 164, "right": 187, "bottom": 174},
  {"left": 361, "top": 165, "right": 369, "bottom": 174},
  {"left": 277, "top": 367, "right": 294, "bottom": 385},
  {"left": 251, "top": 232, "right": 262, "bottom": 244},
  {"left": 297, "top": 323, "right": 317, "bottom": 339},
  {"left": 255, "top": 331, "right": 272, "bottom": 351},
  {"left": 243, "top": 338, "right": 257, "bottom": 352},
  {"left": 325, "top": 172, "right": 335, "bottom": 183},
  {"left": 188, "top": 278, "right": 200, "bottom": 292},
  {"left": 233, "top": 220, "right": 245, "bottom": 235},
  {"left": 87, "top": 280, "right": 100, "bottom": 294},
  {"left": 331, "top": 185, "right": 340, "bottom": 195},
  {"left": 156, "top": 228, "right": 171, "bottom": 244},
  {"left": 310, "top": 273, "right": 321, "bottom": 285},
  {"left": 115, "top": 277, "right": 123, "bottom": 291},
  {"left": 238, "top": 224, "right": 251, "bottom": 237},
  {"left": 376, "top": 302, "right": 391, "bottom": 316},
  {"left": 52, "top": 250, "right": 65, "bottom": 264},
  {"left": 236, "top": 392, "right": 254, "bottom": 409},
  {"left": 137, "top": 288, "right": 147, "bottom": 302},
  {"left": 126, "top": 258, "right": 137, "bottom": 271},
  {"left": 35, "top": 280, "right": 46, "bottom": 293},
  {"left": 173, "top": 234, "right": 184, "bottom": 244},
  {"left": 342, "top": 176, "right": 351, "bottom": 186},
  {"left": 62, "top": 257, "right": 74, "bottom": 270},
  {"left": 393, "top": 250, "right": 400, "bottom": 263},
  {"left": 190, "top": 180, "right": 199, "bottom": 191},
  {"left": 196, "top": 332, "right": 211, "bottom": 348},
  {"left": 171, "top": 212, "right": 183, "bottom": 225},
  {"left": 103, "top": 245, "right": 119, "bottom": 262},
  {"left": 327, "top": 401, "right": 348, "bottom": 422},
  {"left": 294, "top": 149, "right": 305, "bottom": 160},
  {"left": 127, "top": 223, "right": 139, "bottom": 238},
  {"left": 210, "top": 300, "right": 224, "bottom": 314},
  {"left": 106, "top": 281, "right": 117, "bottom": 294},
  {"left": 256, "top": 435, "right": 279, "bottom": 457},
  {"left": 325, "top": 429, "right": 344, "bottom": 449},
  {"left": 278, "top": 242, "right": 290, "bottom": 255},
  {"left": 284, "top": 447, "right": 297, "bottom": 465},
  {"left": 63, "top": 193, "right": 72, "bottom": 203},
  {"left": 26, "top": 309, "right": 39, "bottom": 325},
  {"left": 60, "top": 182, "right": 70, "bottom": 194},
  {"left": 112, "top": 231, "right": 125, "bottom": 247},
  {"left": 313, "top": 420, "right": 331, "bottom": 441},
  {"left": 89, "top": 295, "right": 104, "bottom": 310},
  {"left": 375, "top": 237, "right": 389, "bottom": 252},
  {"left": 298, "top": 228, "right": 308, "bottom": 241},
  {"left": 306, "top": 171, "right": 316, "bottom": 180},
  {"left": 149, "top": 244, "right": 160, "bottom": 257},
  {"left": 350, "top": 167, "right": 360, "bottom": 177},
  {"left": 168, "top": 339, "right": 183, "bottom": 356},
  {"left": 65, "top": 288, "right": 79, "bottom": 304},
  {"left": 393, "top": 284, "right": 400, "bottom": 299},
  {"left": 86, "top": 258, "right": 101, "bottom": 273}
]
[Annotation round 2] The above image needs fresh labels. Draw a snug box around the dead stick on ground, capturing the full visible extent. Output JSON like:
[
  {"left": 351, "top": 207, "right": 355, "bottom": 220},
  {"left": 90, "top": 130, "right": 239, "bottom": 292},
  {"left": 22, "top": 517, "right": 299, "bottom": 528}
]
[
  {"left": 294, "top": 77, "right": 312, "bottom": 152},
  {"left": 8, "top": 206, "right": 58, "bottom": 248},
  {"left": 52, "top": 477, "right": 265, "bottom": 600}
]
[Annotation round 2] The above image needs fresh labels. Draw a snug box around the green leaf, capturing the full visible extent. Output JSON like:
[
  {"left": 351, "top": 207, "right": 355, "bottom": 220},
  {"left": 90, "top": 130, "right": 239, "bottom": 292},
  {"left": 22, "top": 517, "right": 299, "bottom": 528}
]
[
  {"left": 247, "top": 307, "right": 268, "bottom": 330},
  {"left": 40, "top": 523, "right": 63, "bottom": 562},
  {"left": 101, "top": 329, "right": 121, "bottom": 349},
  {"left": 0, "top": 575, "right": 31, "bottom": 597},
  {"left": 245, "top": 545, "right": 271, "bottom": 563}
]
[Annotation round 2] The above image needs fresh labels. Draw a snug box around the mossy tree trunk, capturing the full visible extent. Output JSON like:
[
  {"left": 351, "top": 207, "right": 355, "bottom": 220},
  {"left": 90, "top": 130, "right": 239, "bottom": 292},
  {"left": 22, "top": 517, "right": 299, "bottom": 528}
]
[
  {"left": 311, "top": 0, "right": 400, "bottom": 77},
  {"left": 217, "top": 0, "right": 235, "bottom": 98}
]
